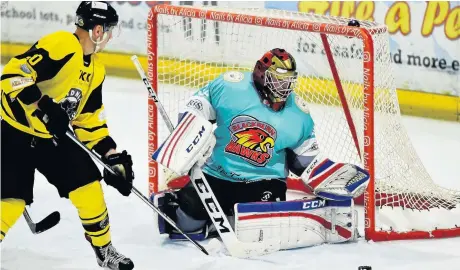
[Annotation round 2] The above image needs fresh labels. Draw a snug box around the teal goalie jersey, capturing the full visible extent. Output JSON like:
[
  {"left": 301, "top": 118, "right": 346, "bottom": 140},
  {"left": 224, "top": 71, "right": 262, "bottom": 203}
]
[{"left": 180, "top": 71, "right": 317, "bottom": 183}]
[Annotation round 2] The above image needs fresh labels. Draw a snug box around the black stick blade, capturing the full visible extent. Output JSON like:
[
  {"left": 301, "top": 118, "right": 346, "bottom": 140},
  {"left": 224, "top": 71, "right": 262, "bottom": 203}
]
[
  {"left": 197, "top": 242, "right": 209, "bottom": 255},
  {"left": 34, "top": 211, "right": 60, "bottom": 234}
]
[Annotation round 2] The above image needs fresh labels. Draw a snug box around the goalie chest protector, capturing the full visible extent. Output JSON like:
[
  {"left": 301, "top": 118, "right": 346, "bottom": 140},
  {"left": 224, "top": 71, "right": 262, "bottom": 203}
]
[{"left": 195, "top": 71, "right": 315, "bottom": 183}]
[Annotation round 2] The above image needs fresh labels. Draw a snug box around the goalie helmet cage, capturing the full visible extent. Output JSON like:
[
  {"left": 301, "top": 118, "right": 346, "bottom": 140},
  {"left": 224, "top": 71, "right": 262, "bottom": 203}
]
[{"left": 146, "top": 4, "right": 460, "bottom": 242}]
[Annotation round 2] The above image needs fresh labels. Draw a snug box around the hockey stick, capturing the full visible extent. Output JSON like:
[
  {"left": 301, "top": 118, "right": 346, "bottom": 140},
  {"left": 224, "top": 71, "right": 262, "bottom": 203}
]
[
  {"left": 64, "top": 131, "right": 208, "bottom": 256},
  {"left": 17, "top": 109, "right": 61, "bottom": 235},
  {"left": 29, "top": 109, "right": 205, "bottom": 253},
  {"left": 131, "top": 55, "right": 280, "bottom": 258},
  {"left": 23, "top": 209, "right": 60, "bottom": 234}
]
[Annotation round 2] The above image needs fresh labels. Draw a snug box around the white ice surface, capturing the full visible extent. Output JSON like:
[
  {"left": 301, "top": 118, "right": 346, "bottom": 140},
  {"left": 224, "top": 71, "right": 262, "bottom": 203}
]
[{"left": 1, "top": 76, "right": 459, "bottom": 270}]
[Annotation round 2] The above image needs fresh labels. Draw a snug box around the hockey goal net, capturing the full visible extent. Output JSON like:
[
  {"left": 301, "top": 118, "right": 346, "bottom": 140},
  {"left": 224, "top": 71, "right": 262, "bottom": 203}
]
[{"left": 146, "top": 4, "right": 460, "bottom": 241}]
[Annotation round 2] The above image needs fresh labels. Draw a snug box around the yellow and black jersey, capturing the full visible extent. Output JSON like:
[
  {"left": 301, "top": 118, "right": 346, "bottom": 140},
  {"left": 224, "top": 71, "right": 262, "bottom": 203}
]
[{"left": 1, "top": 31, "right": 114, "bottom": 154}]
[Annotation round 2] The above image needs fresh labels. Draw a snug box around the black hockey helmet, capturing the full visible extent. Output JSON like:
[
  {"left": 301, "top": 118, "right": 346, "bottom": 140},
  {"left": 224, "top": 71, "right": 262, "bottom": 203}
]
[{"left": 75, "top": 1, "right": 118, "bottom": 32}]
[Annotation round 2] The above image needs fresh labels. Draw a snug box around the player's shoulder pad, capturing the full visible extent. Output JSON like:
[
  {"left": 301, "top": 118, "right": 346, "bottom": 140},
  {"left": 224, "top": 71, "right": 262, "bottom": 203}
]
[
  {"left": 286, "top": 93, "right": 314, "bottom": 123},
  {"left": 91, "top": 53, "right": 105, "bottom": 70},
  {"left": 90, "top": 54, "right": 107, "bottom": 85},
  {"left": 213, "top": 70, "right": 248, "bottom": 89},
  {"left": 200, "top": 73, "right": 225, "bottom": 96},
  {"left": 199, "top": 71, "right": 230, "bottom": 98},
  {"left": 199, "top": 70, "right": 250, "bottom": 101},
  {"left": 36, "top": 31, "right": 82, "bottom": 61},
  {"left": 288, "top": 92, "right": 311, "bottom": 115},
  {"left": 222, "top": 70, "right": 246, "bottom": 83},
  {"left": 286, "top": 93, "right": 315, "bottom": 139}
]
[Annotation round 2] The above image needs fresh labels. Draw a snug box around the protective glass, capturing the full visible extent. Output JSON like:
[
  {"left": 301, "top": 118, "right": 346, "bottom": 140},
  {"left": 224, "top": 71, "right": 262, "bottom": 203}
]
[{"left": 104, "top": 23, "right": 121, "bottom": 41}]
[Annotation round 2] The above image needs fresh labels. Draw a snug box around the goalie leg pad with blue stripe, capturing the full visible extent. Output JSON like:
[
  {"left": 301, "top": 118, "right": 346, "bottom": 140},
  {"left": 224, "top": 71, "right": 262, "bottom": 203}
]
[{"left": 234, "top": 198, "right": 358, "bottom": 249}]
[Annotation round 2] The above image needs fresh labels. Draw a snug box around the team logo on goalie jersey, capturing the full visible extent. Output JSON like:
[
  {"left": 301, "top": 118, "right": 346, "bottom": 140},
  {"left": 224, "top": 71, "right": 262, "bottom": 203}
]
[
  {"left": 224, "top": 115, "right": 277, "bottom": 166},
  {"left": 59, "top": 88, "right": 83, "bottom": 120}
]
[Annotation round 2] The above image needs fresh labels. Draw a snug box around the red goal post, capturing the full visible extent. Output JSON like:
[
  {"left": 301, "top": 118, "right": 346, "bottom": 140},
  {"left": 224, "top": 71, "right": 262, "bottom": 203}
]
[{"left": 146, "top": 4, "right": 460, "bottom": 242}]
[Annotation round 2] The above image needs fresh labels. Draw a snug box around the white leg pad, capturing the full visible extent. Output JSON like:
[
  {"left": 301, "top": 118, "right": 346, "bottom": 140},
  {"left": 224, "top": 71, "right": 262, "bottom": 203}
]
[{"left": 234, "top": 198, "right": 358, "bottom": 250}]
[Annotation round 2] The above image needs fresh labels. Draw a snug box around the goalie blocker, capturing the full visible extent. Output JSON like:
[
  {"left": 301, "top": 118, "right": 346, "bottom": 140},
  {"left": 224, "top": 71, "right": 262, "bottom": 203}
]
[{"left": 151, "top": 111, "right": 215, "bottom": 177}]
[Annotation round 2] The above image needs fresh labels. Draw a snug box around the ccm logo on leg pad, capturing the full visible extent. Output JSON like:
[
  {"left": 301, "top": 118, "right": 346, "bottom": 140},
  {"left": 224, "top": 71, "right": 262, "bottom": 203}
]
[{"left": 302, "top": 199, "right": 326, "bottom": 209}]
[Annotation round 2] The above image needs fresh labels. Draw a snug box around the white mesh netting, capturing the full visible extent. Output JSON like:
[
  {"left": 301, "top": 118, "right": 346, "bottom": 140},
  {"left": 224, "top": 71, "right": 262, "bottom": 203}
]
[{"left": 149, "top": 5, "right": 460, "bottom": 237}]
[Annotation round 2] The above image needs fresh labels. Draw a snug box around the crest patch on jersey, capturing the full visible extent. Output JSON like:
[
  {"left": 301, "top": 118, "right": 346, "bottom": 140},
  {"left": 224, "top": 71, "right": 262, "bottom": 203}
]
[
  {"left": 10, "top": 77, "right": 34, "bottom": 91},
  {"left": 223, "top": 71, "right": 244, "bottom": 83},
  {"left": 60, "top": 88, "right": 83, "bottom": 120},
  {"left": 224, "top": 115, "right": 277, "bottom": 167},
  {"left": 294, "top": 94, "right": 310, "bottom": 113},
  {"left": 186, "top": 99, "right": 203, "bottom": 111},
  {"left": 20, "top": 64, "right": 32, "bottom": 74}
]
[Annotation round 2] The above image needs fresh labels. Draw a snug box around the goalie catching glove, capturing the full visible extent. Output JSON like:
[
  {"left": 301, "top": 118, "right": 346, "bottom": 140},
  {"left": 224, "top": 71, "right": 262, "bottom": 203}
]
[
  {"left": 301, "top": 155, "right": 370, "bottom": 201},
  {"left": 152, "top": 112, "right": 216, "bottom": 176}
]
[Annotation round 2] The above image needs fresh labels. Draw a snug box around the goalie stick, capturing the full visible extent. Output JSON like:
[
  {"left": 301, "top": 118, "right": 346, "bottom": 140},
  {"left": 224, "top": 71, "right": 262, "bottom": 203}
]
[
  {"left": 63, "top": 131, "right": 208, "bottom": 256},
  {"left": 131, "top": 55, "right": 281, "bottom": 258},
  {"left": 23, "top": 209, "right": 60, "bottom": 234}
]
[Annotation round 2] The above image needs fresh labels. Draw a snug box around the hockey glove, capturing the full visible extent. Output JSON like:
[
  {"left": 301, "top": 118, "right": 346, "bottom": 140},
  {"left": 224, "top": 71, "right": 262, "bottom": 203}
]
[
  {"left": 36, "top": 95, "right": 70, "bottom": 138},
  {"left": 103, "top": 150, "right": 134, "bottom": 196},
  {"left": 301, "top": 156, "right": 370, "bottom": 201}
]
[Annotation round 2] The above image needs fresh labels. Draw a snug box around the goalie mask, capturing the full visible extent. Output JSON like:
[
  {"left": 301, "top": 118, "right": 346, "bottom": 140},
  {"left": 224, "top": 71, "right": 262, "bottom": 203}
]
[
  {"left": 253, "top": 48, "right": 298, "bottom": 111},
  {"left": 75, "top": 1, "right": 120, "bottom": 53}
]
